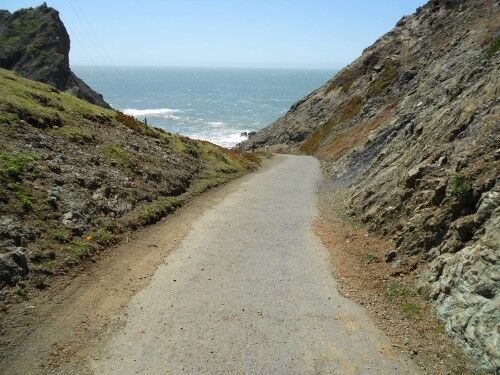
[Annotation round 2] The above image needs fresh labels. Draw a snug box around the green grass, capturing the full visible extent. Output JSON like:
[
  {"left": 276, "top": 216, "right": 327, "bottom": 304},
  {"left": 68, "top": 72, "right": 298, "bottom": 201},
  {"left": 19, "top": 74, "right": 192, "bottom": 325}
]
[
  {"left": 400, "top": 302, "right": 420, "bottom": 317},
  {"left": 385, "top": 280, "right": 417, "bottom": 301},
  {"left": 104, "top": 144, "right": 127, "bottom": 160},
  {"left": 51, "top": 126, "right": 95, "bottom": 143},
  {"left": 0, "top": 151, "right": 37, "bottom": 178},
  {"left": 0, "top": 67, "right": 115, "bottom": 129},
  {"left": 15, "top": 186, "right": 33, "bottom": 211},
  {"left": 5, "top": 183, "right": 34, "bottom": 212},
  {"left": 65, "top": 239, "right": 92, "bottom": 263}
]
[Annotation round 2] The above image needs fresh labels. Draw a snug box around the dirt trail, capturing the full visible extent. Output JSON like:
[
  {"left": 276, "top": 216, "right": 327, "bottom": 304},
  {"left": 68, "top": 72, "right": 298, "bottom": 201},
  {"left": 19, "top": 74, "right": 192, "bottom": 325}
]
[
  {"left": 91, "top": 155, "right": 419, "bottom": 374},
  {"left": 2, "top": 155, "right": 421, "bottom": 374}
]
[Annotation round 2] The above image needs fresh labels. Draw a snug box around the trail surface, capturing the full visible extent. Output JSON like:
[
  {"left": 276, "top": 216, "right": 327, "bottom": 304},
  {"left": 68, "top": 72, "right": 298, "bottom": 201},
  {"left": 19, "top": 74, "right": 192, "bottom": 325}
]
[{"left": 93, "top": 155, "right": 419, "bottom": 374}]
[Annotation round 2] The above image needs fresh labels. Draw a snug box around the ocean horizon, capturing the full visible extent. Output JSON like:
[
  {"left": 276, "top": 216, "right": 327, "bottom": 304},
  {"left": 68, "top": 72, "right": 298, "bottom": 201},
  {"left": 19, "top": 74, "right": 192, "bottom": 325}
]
[{"left": 73, "top": 66, "right": 337, "bottom": 147}]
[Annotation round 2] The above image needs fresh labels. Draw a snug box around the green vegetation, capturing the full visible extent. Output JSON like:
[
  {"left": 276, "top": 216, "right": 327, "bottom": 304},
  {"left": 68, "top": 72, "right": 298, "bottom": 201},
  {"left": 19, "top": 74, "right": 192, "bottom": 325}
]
[
  {"left": 104, "top": 144, "right": 127, "bottom": 160},
  {"left": 15, "top": 185, "right": 33, "bottom": 211},
  {"left": 4, "top": 183, "right": 34, "bottom": 212},
  {"left": 0, "top": 151, "right": 37, "bottom": 178},
  {"left": 450, "top": 174, "right": 472, "bottom": 200},
  {"left": 486, "top": 37, "right": 500, "bottom": 59},
  {"left": 0, "top": 10, "right": 44, "bottom": 52},
  {"left": 52, "top": 230, "right": 71, "bottom": 244},
  {"left": 91, "top": 227, "right": 118, "bottom": 246},
  {"left": 139, "top": 197, "right": 183, "bottom": 226},
  {"left": 385, "top": 280, "right": 417, "bottom": 301},
  {"left": 400, "top": 302, "right": 420, "bottom": 317},
  {"left": 366, "top": 60, "right": 399, "bottom": 97},
  {"left": 51, "top": 126, "right": 95, "bottom": 143},
  {"left": 0, "top": 67, "right": 115, "bottom": 129},
  {"left": 65, "top": 239, "right": 92, "bottom": 263},
  {"left": 0, "top": 67, "right": 259, "bottom": 278},
  {"left": 362, "top": 253, "right": 378, "bottom": 264}
]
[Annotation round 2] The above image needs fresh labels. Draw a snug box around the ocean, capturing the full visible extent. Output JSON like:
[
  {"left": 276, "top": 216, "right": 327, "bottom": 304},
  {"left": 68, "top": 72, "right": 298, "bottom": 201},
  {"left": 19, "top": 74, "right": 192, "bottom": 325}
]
[{"left": 73, "top": 66, "right": 336, "bottom": 148}]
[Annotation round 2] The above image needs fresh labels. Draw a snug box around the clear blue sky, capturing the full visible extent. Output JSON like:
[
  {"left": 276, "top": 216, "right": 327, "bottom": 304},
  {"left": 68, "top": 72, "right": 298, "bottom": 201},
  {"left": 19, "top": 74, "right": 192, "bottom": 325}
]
[{"left": 4, "top": 0, "right": 426, "bottom": 69}]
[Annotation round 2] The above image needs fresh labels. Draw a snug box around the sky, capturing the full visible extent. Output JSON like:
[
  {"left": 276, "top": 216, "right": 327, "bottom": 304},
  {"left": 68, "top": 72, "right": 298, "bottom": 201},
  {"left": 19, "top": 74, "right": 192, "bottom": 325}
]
[{"left": 3, "top": 0, "right": 427, "bottom": 69}]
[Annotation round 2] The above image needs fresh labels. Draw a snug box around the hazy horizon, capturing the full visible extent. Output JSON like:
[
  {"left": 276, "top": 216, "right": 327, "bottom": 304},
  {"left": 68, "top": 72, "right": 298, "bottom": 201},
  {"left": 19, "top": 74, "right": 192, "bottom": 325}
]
[{"left": 4, "top": 0, "right": 427, "bottom": 70}]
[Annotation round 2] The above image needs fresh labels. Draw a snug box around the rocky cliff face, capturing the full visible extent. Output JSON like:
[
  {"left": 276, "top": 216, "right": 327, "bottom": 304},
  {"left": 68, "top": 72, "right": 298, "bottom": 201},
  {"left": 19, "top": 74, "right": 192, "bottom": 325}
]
[
  {"left": 249, "top": 0, "right": 499, "bottom": 371},
  {"left": 0, "top": 3, "right": 110, "bottom": 108}
]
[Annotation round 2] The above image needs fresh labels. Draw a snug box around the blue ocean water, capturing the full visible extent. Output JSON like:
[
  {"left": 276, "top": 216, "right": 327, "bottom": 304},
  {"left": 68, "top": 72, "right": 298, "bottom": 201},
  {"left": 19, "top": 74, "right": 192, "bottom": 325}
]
[{"left": 73, "top": 66, "right": 336, "bottom": 147}]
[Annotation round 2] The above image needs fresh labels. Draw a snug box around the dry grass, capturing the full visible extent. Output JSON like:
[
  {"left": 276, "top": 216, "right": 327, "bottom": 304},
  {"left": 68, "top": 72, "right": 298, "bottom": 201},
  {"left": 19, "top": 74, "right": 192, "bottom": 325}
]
[
  {"left": 299, "top": 95, "right": 363, "bottom": 154},
  {"left": 316, "top": 102, "right": 397, "bottom": 160},
  {"left": 325, "top": 68, "right": 361, "bottom": 94}
]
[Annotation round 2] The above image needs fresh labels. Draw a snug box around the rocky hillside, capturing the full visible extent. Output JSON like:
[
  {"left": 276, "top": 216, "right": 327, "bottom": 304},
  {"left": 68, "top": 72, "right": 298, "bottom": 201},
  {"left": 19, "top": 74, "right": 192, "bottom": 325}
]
[
  {"left": 248, "top": 0, "right": 499, "bottom": 372},
  {"left": 0, "top": 3, "right": 109, "bottom": 108},
  {"left": 0, "top": 67, "right": 256, "bottom": 298}
]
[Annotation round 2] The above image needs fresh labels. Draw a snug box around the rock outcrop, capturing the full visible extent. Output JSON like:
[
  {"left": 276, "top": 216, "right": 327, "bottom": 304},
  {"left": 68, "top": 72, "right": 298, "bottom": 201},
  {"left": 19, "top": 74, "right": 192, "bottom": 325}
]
[
  {"left": 0, "top": 3, "right": 110, "bottom": 108},
  {"left": 247, "top": 0, "right": 499, "bottom": 371}
]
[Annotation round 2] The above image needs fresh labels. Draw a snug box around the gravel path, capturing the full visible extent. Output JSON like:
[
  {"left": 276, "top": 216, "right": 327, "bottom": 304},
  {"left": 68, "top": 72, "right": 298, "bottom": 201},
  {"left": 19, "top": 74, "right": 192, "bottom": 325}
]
[{"left": 92, "top": 155, "right": 419, "bottom": 375}]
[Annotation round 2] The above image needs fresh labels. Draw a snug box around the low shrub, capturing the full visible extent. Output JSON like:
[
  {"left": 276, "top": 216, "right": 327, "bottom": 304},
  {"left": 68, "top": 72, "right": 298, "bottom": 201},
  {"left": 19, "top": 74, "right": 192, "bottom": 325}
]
[{"left": 450, "top": 174, "right": 472, "bottom": 200}]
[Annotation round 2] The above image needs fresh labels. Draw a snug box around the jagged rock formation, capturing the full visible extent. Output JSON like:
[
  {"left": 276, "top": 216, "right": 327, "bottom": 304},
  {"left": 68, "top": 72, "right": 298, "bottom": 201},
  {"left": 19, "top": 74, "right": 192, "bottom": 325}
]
[
  {"left": 248, "top": 0, "right": 499, "bottom": 371},
  {"left": 0, "top": 3, "right": 110, "bottom": 108}
]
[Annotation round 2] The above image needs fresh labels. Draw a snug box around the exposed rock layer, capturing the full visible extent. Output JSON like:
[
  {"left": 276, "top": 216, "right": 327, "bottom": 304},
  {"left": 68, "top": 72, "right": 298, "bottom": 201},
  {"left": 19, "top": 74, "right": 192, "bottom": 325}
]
[
  {"left": 248, "top": 0, "right": 499, "bottom": 371},
  {"left": 0, "top": 3, "right": 110, "bottom": 108}
]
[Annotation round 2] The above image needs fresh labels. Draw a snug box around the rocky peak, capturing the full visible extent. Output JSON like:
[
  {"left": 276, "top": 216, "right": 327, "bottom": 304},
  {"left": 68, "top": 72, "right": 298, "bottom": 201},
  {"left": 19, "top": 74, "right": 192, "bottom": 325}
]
[{"left": 0, "top": 4, "right": 110, "bottom": 108}]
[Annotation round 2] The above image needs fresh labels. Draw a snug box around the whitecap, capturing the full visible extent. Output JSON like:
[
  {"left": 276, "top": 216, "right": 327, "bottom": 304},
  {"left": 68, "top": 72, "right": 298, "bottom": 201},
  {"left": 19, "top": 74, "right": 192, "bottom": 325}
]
[{"left": 122, "top": 108, "right": 181, "bottom": 117}]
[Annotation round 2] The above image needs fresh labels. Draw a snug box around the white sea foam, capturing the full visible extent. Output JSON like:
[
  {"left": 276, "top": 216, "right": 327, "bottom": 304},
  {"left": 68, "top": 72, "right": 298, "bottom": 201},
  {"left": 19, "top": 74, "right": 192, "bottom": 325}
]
[
  {"left": 190, "top": 131, "right": 249, "bottom": 148},
  {"left": 207, "top": 121, "right": 226, "bottom": 127},
  {"left": 123, "top": 108, "right": 181, "bottom": 117}
]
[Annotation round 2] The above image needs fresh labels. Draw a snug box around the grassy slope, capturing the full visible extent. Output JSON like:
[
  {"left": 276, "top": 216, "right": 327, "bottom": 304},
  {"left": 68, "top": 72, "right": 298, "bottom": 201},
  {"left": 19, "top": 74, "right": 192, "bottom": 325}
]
[{"left": 0, "top": 67, "right": 258, "bottom": 287}]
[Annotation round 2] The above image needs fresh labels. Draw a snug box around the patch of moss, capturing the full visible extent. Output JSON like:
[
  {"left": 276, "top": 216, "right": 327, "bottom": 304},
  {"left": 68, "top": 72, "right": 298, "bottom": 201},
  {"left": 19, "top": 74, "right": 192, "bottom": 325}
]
[
  {"left": 92, "top": 228, "right": 118, "bottom": 246},
  {"left": 5, "top": 183, "right": 34, "bottom": 212}
]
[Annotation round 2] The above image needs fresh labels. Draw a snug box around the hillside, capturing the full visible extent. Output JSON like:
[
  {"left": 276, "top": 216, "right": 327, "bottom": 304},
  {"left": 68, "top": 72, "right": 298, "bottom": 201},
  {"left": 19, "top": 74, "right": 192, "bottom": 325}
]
[
  {"left": 247, "top": 0, "right": 499, "bottom": 371},
  {"left": 0, "top": 67, "right": 256, "bottom": 296},
  {"left": 0, "top": 3, "right": 109, "bottom": 108}
]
